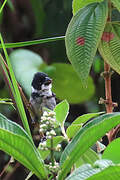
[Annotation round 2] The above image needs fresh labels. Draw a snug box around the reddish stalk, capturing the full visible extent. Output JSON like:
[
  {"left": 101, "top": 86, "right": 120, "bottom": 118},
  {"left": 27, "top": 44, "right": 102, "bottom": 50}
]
[
  {"left": 103, "top": 62, "right": 114, "bottom": 142},
  {"left": 104, "top": 62, "right": 113, "bottom": 113}
]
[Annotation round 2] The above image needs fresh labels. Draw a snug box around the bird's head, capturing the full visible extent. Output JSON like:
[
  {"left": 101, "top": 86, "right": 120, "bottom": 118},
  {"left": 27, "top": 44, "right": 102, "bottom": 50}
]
[{"left": 31, "top": 72, "right": 52, "bottom": 92}]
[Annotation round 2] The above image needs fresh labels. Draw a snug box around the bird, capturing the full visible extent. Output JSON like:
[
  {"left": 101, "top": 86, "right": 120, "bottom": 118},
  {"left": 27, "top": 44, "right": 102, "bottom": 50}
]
[{"left": 30, "top": 72, "right": 56, "bottom": 122}]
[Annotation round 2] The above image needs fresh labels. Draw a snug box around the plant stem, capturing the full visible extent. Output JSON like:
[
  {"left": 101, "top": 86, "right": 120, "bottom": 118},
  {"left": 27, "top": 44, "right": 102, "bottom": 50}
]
[
  {"left": 104, "top": 61, "right": 117, "bottom": 142},
  {"left": 50, "top": 138, "right": 54, "bottom": 166},
  {"left": 104, "top": 62, "right": 113, "bottom": 113}
]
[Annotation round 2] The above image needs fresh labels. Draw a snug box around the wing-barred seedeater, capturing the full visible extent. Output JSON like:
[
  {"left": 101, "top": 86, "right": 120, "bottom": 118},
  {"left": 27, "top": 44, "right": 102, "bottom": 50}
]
[{"left": 30, "top": 72, "right": 56, "bottom": 121}]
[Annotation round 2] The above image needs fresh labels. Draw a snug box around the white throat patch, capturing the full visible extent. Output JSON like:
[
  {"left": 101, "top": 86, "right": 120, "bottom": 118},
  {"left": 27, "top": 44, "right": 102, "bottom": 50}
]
[{"left": 32, "top": 83, "right": 52, "bottom": 96}]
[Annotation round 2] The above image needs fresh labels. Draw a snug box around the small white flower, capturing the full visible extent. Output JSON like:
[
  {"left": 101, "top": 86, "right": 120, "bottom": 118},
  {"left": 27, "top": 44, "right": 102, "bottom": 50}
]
[
  {"left": 42, "top": 141, "right": 47, "bottom": 147},
  {"left": 41, "top": 116, "right": 46, "bottom": 121},
  {"left": 46, "top": 131, "right": 50, "bottom": 136},
  {"left": 50, "top": 130, "right": 56, "bottom": 136},
  {"left": 50, "top": 118, "right": 56, "bottom": 123},
  {"left": 56, "top": 144, "right": 61, "bottom": 151},
  {"left": 43, "top": 111, "right": 48, "bottom": 117},
  {"left": 46, "top": 135, "right": 52, "bottom": 139},
  {"left": 46, "top": 121, "right": 49, "bottom": 125},
  {"left": 40, "top": 124, "right": 47, "bottom": 128}
]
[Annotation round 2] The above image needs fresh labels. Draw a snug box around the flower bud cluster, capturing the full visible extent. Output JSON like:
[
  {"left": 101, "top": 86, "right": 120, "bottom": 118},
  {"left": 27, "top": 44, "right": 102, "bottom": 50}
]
[
  {"left": 39, "top": 111, "right": 61, "bottom": 151},
  {"left": 39, "top": 141, "right": 48, "bottom": 150},
  {"left": 39, "top": 111, "right": 57, "bottom": 133},
  {"left": 46, "top": 162, "right": 59, "bottom": 173}
]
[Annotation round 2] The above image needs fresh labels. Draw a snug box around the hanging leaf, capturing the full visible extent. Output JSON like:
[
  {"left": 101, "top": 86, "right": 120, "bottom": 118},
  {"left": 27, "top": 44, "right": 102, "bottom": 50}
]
[
  {"left": 0, "top": 113, "right": 47, "bottom": 179},
  {"left": 111, "top": 0, "right": 120, "bottom": 12},
  {"left": 99, "top": 23, "right": 120, "bottom": 74},
  {"left": 72, "top": 0, "right": 104, "bottom": 15},
  {"left": 65, "top": 1, "right": 108, "bottom": 85}
]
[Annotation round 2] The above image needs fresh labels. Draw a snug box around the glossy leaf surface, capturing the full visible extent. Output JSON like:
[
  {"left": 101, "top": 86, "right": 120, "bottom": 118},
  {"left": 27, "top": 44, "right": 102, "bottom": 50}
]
[
  {"left": 0, "top": 113, "right": 47, "bottom": 179},
  {"left": 66, "top": 160, "right": 120, "bottom": 180},
  {"left": 102, "top": 138, "right": 120, "bottom": 164},
  {"left": 66, "top": 112, "right": 104, "bottom": 138},
  {"left": 58, "top": 113, "right": 120, "bottom": 180},
  {"left": 54, "top": 100, "right": 69, "bottom": 126}
]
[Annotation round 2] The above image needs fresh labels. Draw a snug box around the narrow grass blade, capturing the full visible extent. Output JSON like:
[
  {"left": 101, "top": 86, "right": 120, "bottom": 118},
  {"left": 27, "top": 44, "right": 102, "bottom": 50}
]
[
  {"left": 0, "top": 33, "right": 31, "bottom": 137},
  {"left": 0, "top": 36, "right": 65, "bottom": 49}
]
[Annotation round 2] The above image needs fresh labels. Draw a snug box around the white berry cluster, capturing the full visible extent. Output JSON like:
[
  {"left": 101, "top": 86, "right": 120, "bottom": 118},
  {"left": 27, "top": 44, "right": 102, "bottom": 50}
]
[
  {"left": 39, "top": 111, "right": 57, "bottom": 133},
  {"left": 46, "top": 162, "right": 60, "bottom": 173},
  {"left": 39, "top": 111, "right": 61, "bottom": 152}
]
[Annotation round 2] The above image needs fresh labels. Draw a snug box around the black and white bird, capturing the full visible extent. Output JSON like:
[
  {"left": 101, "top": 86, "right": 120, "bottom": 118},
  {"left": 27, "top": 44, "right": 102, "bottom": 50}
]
[{"left": 30, "top": 72, "right": 56, "bottom": 121}]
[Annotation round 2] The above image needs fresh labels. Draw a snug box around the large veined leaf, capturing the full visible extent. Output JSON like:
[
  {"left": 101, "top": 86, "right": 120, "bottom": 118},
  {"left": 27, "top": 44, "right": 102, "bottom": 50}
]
[
  {"left": 111, "top": 0, "right": 120, "bottom": 12},
  {"left": 66, "top": 160, "right": 120, "bottom": 180},
  {"left": 65, "top": 1, "right": 108, "bottom": 85},
  {"left": 0, "top": 113, "right": 47, "bottom": 179},
  {"left": 72, "top": 0, "right": 103, "bottom": 15},
  {"left": 58, "top": 113, "right": 120, "bottom": 180},
  {"left": 98, "top": 23, "right": 120, "bottom": 74}
]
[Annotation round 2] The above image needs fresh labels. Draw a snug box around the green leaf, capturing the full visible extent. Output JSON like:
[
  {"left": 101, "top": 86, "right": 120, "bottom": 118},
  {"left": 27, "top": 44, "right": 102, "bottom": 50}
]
[
  {"left": 9, "top": 49, "right": 46, "bottom": 96},
  {"left": 102, "top": 138, "right": 120, "bottom": 164},
  {"left": 66, "top": 112, "right": 104, "bottom": 138},
  {"left": 45, "top": 63, "right": 95, "bottom": 104},
  {"left": 75, "top": 148, "right": 99, "bottom": 168},
  {"left": 72, "top": 0, "right": 104, "bottom": 15},
  {"left": 0, "top": 113, "right": 47, "bottom": 179},
  {"left": 54, "top": 100, "right": 69, "bottom": 126},
  {"left": 98, "top": 23, "right": 120, "bottom": 75},
  {"left": 58, "top": 113, "right": 120, "bottom": 180},
  {"left": 0, "top": 0, "right": 7, "bottom": 14},
  {"left": 65, "top": 1, "right": 108, "bottom": 85},
  {"left": 66, "top": 124, "right": 82, "bottom": 139},
  {"left": 72, "top": 112, "right": 104, "bottom": 125},
  {"left": 88, "top": 160, "right": 120, "bottom": 180},
  {"left": 111, "top": 0, "right": 120, "bottom": 12},
  {"left": 65, "top": 160, "right": 120, "bottom": 180},
  {"left": 38, "top": 136, "right": 64, "bottom": 160}
]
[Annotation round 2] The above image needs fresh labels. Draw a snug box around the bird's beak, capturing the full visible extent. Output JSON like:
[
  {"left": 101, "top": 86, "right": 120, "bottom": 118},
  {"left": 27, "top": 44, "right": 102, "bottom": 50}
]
[{"left": 44, "top": 77, "right": 52, "bottom": 85}]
